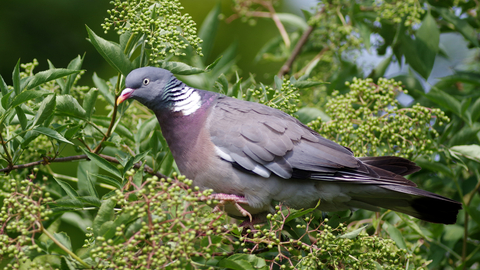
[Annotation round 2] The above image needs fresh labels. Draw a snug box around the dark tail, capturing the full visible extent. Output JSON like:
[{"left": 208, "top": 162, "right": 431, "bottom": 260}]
[{"left": 355, "top": 156, "right": 462, "bottom": 224}]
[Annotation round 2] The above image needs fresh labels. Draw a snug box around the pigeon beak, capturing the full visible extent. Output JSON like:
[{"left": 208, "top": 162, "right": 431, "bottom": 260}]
[{"left": 117, "top": 88, "right": 135, "bottom": 105}]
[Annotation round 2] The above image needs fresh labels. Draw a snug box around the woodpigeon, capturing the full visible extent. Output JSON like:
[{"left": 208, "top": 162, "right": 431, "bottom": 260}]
[{"left": 117, "top": 67, "right": 462, "bottom": 224}]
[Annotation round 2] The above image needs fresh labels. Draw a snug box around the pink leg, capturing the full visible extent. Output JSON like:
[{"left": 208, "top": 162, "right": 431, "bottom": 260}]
[{"left": 210, "top": 193, "right": 252, "bottom": 221}]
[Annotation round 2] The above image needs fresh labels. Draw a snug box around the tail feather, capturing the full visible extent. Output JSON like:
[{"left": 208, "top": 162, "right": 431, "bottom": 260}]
[
  {"left": 359, "top": 156, "right": 421, "bottom": 176},
  {"left": 352, "top": 156, "right": 461, "bottom": 224}
]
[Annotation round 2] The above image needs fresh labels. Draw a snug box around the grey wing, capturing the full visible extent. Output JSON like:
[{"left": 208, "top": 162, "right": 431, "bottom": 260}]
[{"left": 208, "top": 97, "right": 416, "bottom": 186}]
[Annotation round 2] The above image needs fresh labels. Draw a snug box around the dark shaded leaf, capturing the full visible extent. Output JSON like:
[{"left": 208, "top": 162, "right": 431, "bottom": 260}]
[
  {"left": 32, "top": 94, "right": 56, "bottom": 127},
  {"left": 62, "top": 55, "right": 84, "bottom": 94},
  {"left": 86, "top": 25, "right": 133, "bottom": 76},
  {"left": 56, "top": 95, "right": 87, "bottom": 119},
  {"left": 53, "top": 178, "right": 79, "bottom": 199},
  {"left": 81, "top": 148, "right": 122, "bottom": 180},
  {"left": 93, "top": 198, "right": 116, "bottom": 236},
  {"left": 92, "top": 73, "right": 115, "bottom": 106},
  {"left": 15, "top": 106, "right": 27, "bottom": 130},
  {"left": 83, "top": 88, "right": 98, "bottom": 119}
]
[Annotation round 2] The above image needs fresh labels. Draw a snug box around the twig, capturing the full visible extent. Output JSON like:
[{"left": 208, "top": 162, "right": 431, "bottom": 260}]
[
  {"left": 0, "top": 131, "right": 13, "bottom": 168},
  {"left": 278, "top": 25, "right": 315, "bottom": 77},
  {"left": 37, "top": 221, "right": 91, "bottom": 269},
  {"left": 0, "top": 154, "right": 168, "bottom": 179}
]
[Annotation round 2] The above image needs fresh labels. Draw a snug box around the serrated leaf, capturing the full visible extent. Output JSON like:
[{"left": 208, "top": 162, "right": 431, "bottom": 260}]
[
  {"left": 53, "top": 178, "right": 79, "bottom": 199},
  {"left": 158, "top": 61, "right": 205, "bottom": 75},
  {"left": 56, "top": 95, "right": 87, "bottom": 118},
  {"left": 32, "top": 94, "right": 56, "bottom": 127},
  {"left": 93, "top": 198, "right": 116, "bottom": 236},
  {"left": 33, "top": 126, "right": 73, "bottom": 145},
  {"left": 338, "top": 225, "right": 368, "bottom": 239},
  {"left": 86, "top": 26, "right": 133, "bottom": 76},
  {"left": 77, "top": 196, "right": 102, "bottom": 207},
  {"left": 9, "top": 90, "right": 51, "bottom": 109},
  {"left": 26, "top": 68, "right": 80, "bottom": 90},
  {"left": 81, "top": 148, "right": 122, "bottom": 180},
  {"left": 92, "top": 73, "right": 115, "bottom": 106}
]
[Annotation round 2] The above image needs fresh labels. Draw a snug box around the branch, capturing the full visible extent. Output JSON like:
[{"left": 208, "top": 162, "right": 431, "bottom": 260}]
[
  {"left": 278, "top": 25, "right": 315, "bottom": 77},
  {"left": 0, "top": 154, "right": 168, "bottom": 180}
]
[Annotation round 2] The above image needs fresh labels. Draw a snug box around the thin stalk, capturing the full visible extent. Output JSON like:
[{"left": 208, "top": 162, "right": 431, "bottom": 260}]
[{"left": 37, "top": 221, "right": 91, "bottom": 269}]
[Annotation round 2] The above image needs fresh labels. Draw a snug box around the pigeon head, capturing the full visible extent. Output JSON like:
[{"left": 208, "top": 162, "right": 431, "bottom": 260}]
[{"left": 117, "top": 67, "right": 177, "bottom": 111}]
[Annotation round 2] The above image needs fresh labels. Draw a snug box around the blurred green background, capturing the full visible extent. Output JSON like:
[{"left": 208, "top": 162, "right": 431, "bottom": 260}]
[{"left": 0, "top": 0, "right": 314, "bottom": 85}]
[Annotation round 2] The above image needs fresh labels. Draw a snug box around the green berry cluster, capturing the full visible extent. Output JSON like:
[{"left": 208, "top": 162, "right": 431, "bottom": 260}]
[
  {"left": 250, "top": 78, "right": 301, "bottom": 116},
  {"left": 0, "top": 176, "right": 53, "bottom": 270},
  {"left": 236, "top": 207, "right": 427, "bottom": 269},
  {"left": 308, "top": 1, "right": 363, "bottom": 53},
  {"left": 375, "top": 0, "right": 425, "bottom": 27},
  {"left": 309, "top": 77, "right": 449, "bottom": 159},
  {"left": 102, "top": 0, "right": 203, "bottom": 63},
  {"left": 88, "top": 173, "right": 233, "bottom": 269}
]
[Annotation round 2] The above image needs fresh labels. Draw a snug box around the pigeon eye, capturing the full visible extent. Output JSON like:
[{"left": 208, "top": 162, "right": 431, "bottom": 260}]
[{"left": 143, "top": 78, "right": 150, "bottom": 85}]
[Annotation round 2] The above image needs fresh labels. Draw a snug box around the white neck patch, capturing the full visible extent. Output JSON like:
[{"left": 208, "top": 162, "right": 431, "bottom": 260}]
[{"left": 172, "top": 87, "right": 202, "bottom": 116}]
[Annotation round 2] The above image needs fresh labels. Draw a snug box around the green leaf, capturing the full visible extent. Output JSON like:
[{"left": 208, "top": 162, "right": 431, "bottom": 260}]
[
  {"left": 292, "top": 80, "right": 325, "bottom": 89},
  {"left": 92, "top": 73, "right": 115, "bottom": 106},
  {"left": 86, "top": 174, "right": 99, "bottom": 199},
  {"left": 77, "top": 160, "right": 99, "bottom": 192},
  {"left": 296, "top": 107, "right": 330, "bottom": 124},
  {"left": 443, "top": 224, "right": 464, "bottom": 242},
  {"left": 12, "top": 59, "right": 21, "bottom": 94},
  {"left": 32, "top": 94, "right": 56, "bottom": 127},
  {"left": 93, "top": 198, "right": 116, "bottom": 236},
  {"left": 56, "top": 95, "right": 87, "bottom": 119},
  {"left": 83, "top": 88, "right": 98, "bottom": 119},
  {"left": 9, "top": 90, "right": 51, "bottom": 109},
  {"left": 53, "top": 177, "right": 79, "bottom": 199},
  {"left": 470, "top": 98, "right": 480, "bottom": 122},
  {"left": 81, "top": 148, "right": 122, "bottom": 180},
  {"left": 220, "top": 254, "right": 268, "bottom": 270},
  {"left": 77, "top": 196, "right": 102, "bottom": 207},
  {"left": 62, "top": 55, "right": 84, "bottom": 94},
  {"left": 26, "top": 68, "right": 80, "bottom": 90},
  {"left": 433, "top": 7, "right": 479, "bottom": 47},
  {"left": 93, "top": 174, "right": 122, "bottom": 190},
  {"left": 401, "top": 12, "right": 439, "bottom": 79},
  {"left": 136, "top": 116, "right": 158, "bottom": 143},
  {"left": 425, "top": 88, "right": 461, "bottom": 116},
  {"left": 277, "top": 13, "right": 308, "bottom": 31},
  {"left": 52, "top": 232, "right": 72, "bottom": 253},
  {"left": 0, "top": 74, "right": 8, "bottom": 95},
  {"left": 33, "top": 126, "right": 73, "bottom": 145},
  {"left": 370, "top": 54, "right": 393, "bottom": 79},
  {"left": 198, "top": 3, "right": 221, "bottom": 61},
  {"left": 338, "top": 225, "right": 368, "bottom": 239},
  {"left": 92, "top": 116, "right": 134, "bottom": 142},
  {"left": 15, "top": 106, "right": 27, "bottom": 130},
  {"left": 384, "top": 222, "right": 407, "bottom": 249},
  {"left": 450, "top": 145, "right": 480, "bottom": 163},
  {"left": 158, "top": 61, "right": 204, "bottom": 75},
  {"left": 86, "top": 25, "right": 133, "bottom": 76}
]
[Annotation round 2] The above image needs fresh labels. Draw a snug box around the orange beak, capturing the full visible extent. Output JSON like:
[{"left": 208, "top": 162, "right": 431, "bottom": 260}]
[{"left": 116, "top": 88, "right": 134, "bottom": 105}]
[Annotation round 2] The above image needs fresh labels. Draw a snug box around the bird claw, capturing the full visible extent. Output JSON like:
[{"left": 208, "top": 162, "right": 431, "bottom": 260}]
[{"left": 209, "top": 193, "right": 253, "bottom": 222}]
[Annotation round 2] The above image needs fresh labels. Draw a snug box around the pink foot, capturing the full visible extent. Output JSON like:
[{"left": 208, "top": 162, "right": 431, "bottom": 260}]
[{"left": 210, "top": 193, "right": 252, "bottom": 221}]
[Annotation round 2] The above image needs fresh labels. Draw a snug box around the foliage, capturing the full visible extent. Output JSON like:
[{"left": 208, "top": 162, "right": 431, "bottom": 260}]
[{"left": 1, "top": 0, "right": 480, "bottom": 269}]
